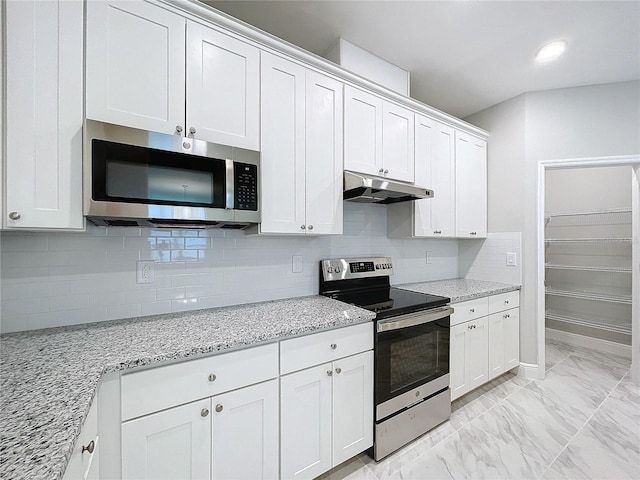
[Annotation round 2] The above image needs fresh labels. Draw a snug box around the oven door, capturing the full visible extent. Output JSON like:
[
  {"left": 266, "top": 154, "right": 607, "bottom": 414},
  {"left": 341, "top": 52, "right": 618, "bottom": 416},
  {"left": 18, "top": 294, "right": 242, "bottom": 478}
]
[{"left": 375, "top": 306, "right": 451, "bottom": 420}]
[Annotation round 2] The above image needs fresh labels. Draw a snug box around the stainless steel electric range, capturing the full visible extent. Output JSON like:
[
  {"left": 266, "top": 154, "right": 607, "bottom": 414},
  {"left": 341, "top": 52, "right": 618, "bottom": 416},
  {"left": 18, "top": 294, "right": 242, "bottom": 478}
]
[{"left": 319, "top": 257, "right": 453, "bottom": 461}]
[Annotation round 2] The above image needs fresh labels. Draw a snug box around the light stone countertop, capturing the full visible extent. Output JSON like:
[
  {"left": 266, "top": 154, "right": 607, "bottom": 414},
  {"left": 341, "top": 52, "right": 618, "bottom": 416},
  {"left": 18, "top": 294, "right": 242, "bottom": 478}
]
[
  {"left": 397, "top": 278, "right": 520, "bottom": 303},
  {"left": 0, "top": 295, "right": 375, "bottom": 480}
]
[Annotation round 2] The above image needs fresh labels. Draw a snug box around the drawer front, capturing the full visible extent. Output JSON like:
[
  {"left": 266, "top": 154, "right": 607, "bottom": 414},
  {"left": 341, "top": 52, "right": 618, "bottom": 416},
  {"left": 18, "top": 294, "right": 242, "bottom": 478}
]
[
  {"left": 280, "top": 322, "right": 373, "bottom": 375},
  {"left": 121, "top": 342, "right": 278, "bottom": 421},
  {"left": 450, "top": 297, "right": 489, "bottom": 326},
  {"left": 63, "top": 399, "right": 98, "bottom": 480},
  {"left": 489, "top": 291, "right": 520, "bottom": 314}
]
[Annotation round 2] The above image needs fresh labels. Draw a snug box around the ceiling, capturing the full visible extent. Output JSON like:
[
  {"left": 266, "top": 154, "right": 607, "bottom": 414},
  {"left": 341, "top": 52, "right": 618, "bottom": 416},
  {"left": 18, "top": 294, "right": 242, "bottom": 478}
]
[{"left": 204, "top": 1, "right": 640, "bottom": 119}]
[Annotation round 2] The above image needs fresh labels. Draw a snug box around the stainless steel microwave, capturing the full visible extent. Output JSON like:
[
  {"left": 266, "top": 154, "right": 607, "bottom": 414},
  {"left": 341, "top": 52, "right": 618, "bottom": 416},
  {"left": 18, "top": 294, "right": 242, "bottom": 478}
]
[{"left": 84, "top": 121, "right": 260, "bottom": 229}]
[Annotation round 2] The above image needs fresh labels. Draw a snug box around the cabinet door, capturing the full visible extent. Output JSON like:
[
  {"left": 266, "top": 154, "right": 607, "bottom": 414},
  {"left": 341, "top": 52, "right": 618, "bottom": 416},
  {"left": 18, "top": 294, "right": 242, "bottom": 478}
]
[
  {"left": 420, "top": 123, "right": 455, "bottom": 237},
  {"left": 259, "top": 52, "right": 306, "bottom": 234},
  {"left": 304, "top": 71, "right": 344, "bottom": 235},
  {"left": 455, "top": 131, "right": 487, "bottom": 238},
  {"left": 187, "top": 22, "right": 259, "bottom": 149},
  {"left": 449, "top": 322, "right": 468, "bottom": 401},
  {"left": 344, "top": 86, "right": 383, "bottom": 177},
  {"left": 504, "top": 308, "right": 520, "bottom": 371},
  {"left": 382, "top": 102, "right": 415, "bottom": 182},
  {"left": 466, "top": 316, "right": 489, "bottom": 391},
  {"left": 122, "top": 399, "right": 211, "bottom": 480},
  {"left": 4, "top": 0, "right": 83, "bottom": 229},
  {"left": 211, "top": 380, "right": 279, "bottom": 480},
  {"left": 488, "top": 312, "right": 506, "bottom": 380},
  {"left": 332, "top": 351, "right": 374, "bottom": 466},
  {"left": 86, "top": 0, "right": 185, "bottom": 135},
  {"left": 281, "top": 364, "right": 332, "bottom": 480},
  {"left": 413, "top": 114, "right": 435, "bottom": 236}
]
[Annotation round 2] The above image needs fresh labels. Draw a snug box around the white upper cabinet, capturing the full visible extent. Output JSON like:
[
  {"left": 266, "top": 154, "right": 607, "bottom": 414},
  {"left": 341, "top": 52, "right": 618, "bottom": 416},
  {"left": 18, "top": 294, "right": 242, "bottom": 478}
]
[
  {"left": 86, "top": 1, "right": 259, "bottom": 149},
  {"left": 455, "top": 131, "right": 487, "bottom": 238},
  {"left": 86, "top": 0, "right": 185, "bottom": 135},
  {"left": 381, "top": 102, "right": 415, "bottom": 182},
  {"left": 4, "top": 0, "right": 84, "bottom": 230},
  {"left": 186, "top": 21, "right": 260, "bottom": 149},
  {"left": 344, "top": 86, "right": 415, "bottom": 183},
  {"left": 344, "top": 86, "right": 383, "bottom": 177},
  {"left": 415, "top": 119, "right": 455, "bottom": 237},
  {"left": 259, "top": 52, "right": 343, "bottom": 235}
]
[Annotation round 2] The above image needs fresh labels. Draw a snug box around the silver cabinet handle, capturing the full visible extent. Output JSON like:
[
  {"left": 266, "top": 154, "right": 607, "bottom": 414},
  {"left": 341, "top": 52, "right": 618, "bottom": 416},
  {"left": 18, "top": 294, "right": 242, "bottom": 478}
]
[
  {"left": 378, "top": 168, "right": 384, "bottom": 173},
  {"left": 470, "top": 232, "right": 477, "bottom": 236},
  {"left": 434, "top": 230, "right": 441, "bottom": 235},
  {"left": 308, "top": 225, "right": 313, "bottom": 230},
  {"left": 215, "top": 404, "right": 223, "bottom": 413},
  {"left": 505, "top": 300, "right": 510, "bottom": 304},
  {"left": 189, "top": 127, "right": 196, "bottom": 135},
  {"left": 81, "top": 440, "right": 95, "bottom": 454},
  {"left": 208, "top": 374, "right": 216, "bottom": 382},
  {"left": 201, "top": 408, "right": 209, "bottom": 417},
  {"left": 335, "top": 367, "right": 342, "bottom": 374},
  {"left": 327, "top": 370, "right": 333, "bottom": 376},
  {"left": 8, "top": 212, "right": 20, "bottom": 220},
  {"left": 330, "top": 343, "right": 337, "bottom": 350},
  {"left": 470, "top": 308, "right": 475, "bottom": 313},
  {"left": 504, "top": 314, "right": 510, "bottom": 319},
  {"left": 301, "top": 225, "right": 306, "bottom": 230},
  {"left": 176, "top": 125, "right": 183, "bottom": 134},
  {"left": 468, "top": 324, "right": 476, "bottom": 330},
  {"left": 384, "top": 169, "right": 389, "bottom": 174}
]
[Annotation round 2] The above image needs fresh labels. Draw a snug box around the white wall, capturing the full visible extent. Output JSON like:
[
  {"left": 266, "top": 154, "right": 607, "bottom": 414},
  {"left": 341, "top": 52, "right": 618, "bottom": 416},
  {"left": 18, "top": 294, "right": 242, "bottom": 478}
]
[
  {"left": 465, "top": 80, "right": 640, "bottom": 366},
  {"left": 0, "top": 203, "right": 459, "bottom": 333}
]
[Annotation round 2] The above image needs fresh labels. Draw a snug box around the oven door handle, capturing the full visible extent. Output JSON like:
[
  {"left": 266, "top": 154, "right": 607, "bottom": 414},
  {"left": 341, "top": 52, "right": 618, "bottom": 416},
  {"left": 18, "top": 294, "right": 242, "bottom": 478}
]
[{"left": 377, "top": 306, "right": 454, "bottom": 332}]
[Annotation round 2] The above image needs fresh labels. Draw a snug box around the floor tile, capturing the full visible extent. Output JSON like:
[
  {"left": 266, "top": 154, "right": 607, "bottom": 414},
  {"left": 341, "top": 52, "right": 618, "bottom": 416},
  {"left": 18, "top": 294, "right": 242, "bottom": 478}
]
[
  {"left": 556, "top": 352, "right": 630, "bottom": 382},
  {"left": 360, "top": 435, "right": 432, "bottom": 480},
  {"left": 471, "top": 403, "right": 571, "bottom": 466},
  {"left": 397, "top": 424, "right": 545, "bottom": 479},
  {"left": 317, "top": 455, "right": 375, "bottom": 480},
  {"left": 475, "top": 372, "right": 527, "bottom": 403},
  {"left": 501, "top": 386, "right": 583, "bottom": 437},
  {"left": 449, "top": 391, "right": 496, "bottom": 430}
]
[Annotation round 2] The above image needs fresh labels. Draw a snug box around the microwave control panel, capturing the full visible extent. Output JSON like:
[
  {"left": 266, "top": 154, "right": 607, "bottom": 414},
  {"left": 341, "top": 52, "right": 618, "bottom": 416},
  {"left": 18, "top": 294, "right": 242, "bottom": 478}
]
[{"left": 234, "top": 162, "right": 258, "bottom": 211}]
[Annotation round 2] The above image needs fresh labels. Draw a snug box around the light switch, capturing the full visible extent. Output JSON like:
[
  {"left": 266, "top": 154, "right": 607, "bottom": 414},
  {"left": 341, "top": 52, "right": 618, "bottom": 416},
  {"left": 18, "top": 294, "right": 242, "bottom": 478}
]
[
  {"left": 506, "top": 253, "right": 517, "bottom": 266},
  {"left": 292, "top": 255, "right": 303, "bottom": 273}
]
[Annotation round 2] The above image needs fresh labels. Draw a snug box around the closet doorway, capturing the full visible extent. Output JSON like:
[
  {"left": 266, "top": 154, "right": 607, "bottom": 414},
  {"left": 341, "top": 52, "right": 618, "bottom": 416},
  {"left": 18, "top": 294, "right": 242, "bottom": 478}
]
[{"left": 536, "top": 156, "right": 640, "bottom": 385}]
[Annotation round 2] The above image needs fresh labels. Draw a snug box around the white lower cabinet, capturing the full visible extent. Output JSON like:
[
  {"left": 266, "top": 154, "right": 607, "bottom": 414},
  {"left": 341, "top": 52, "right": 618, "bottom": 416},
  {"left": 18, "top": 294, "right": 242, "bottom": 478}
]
[
  {"left": 122, "top": 379, "right": 278, "bottom": 480},
  {"left": 450, "top": 291, "right": 520, "bottom": 401},
  {"left": 280, "top": 324, "right": 374, "bottom": 480},
  {"left": 63, "top": 398, "right": 99, "bottom": 480},
  {"left": 122, "top": 399, "right": 211, "bottom": 480}
]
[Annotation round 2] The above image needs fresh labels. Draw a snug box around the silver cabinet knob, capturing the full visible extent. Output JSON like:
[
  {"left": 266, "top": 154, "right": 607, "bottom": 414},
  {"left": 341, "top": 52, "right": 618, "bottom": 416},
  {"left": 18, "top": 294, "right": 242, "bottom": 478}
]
[
  {"left": 208, "top": 374, "right": 216, "bottom": 382},
  {"left": 176, "top": 125, "right": 183, "bottom": 134},
  {"left": 504, "top": 314, "right": 510, "bottom": 319},
  {"left": 468, "top": 325, "right": 473, "bottom": 330},
  {"left": 378, "top": 168, "right": 384, "bottom": 173},
  {"left": 470, "top": 232, "right": 477, "bottom": 236},
  {"left": 8, "top": 212, "right": 20, "bottom": 220},
  {"left": 384, "top": 169, "right": 389, "bottom": 174},
  {"left": 335, "top": 367, "right": 342, "bottom": 374},
  {"left": 327, "top": 370, "right": 333, "bottom": 376},
  {"left": 81, "top": 440, "right": 95, "bottom": 454},
  {"left": 434, "top": 230, "right": 441, "bottom": 235},
  {"left": 505, "top": 300, "right": 510, "bottom": 304},
  {"left": 470, "top": 308, "right": 475, "bottom": 313},
  {"left": 201, "top": 408, "right": 209, "bottom": 417},
  {"left": 183, "top": 141, "right": 191, "bottom": 149},
  {"left": 308, "top": 225, "right": 313, "bottom": 230},
  {"left": 301, "top": 225, "right": 306, "bottom": 230},
  {"left": 189, "top": 127, "right": 196, "bottom": 135},
  {"left": 215, "top": 404, "right": 223, "bottom": 413},
  {"left": 330, "top": 343, "right": 337, "bottom": 350}
]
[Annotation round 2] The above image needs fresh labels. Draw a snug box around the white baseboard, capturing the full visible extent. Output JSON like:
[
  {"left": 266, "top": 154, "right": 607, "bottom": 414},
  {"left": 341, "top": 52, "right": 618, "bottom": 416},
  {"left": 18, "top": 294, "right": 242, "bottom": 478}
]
[
  {"left": 516, "top": 362, "right": 540, "bottom": 380},
  {"left": 546, "top": 328, "right": 632, "bottom": 359}
]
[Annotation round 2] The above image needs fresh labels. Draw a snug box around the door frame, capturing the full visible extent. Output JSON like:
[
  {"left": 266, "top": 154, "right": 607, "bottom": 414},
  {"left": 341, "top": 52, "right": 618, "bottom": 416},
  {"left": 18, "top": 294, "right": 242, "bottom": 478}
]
[{"left": 536, "top": 155, "right": 640, "bottom": 383}]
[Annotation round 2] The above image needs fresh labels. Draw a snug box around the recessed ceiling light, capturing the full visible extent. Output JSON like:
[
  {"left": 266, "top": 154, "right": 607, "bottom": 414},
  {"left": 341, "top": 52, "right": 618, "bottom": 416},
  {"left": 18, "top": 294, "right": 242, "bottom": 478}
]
[{"left": 535, "top": 40, "right": 568, "bottom": 63}]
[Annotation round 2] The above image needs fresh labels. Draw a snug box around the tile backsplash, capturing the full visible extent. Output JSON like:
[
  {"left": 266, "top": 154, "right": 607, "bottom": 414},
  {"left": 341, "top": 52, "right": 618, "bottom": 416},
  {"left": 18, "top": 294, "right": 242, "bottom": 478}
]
[
  {"left": 1, "top": 204, "right": 461, "bottom": 333},
  {"left": 458, "top": 232, "right": 523, "bottom": 285}
]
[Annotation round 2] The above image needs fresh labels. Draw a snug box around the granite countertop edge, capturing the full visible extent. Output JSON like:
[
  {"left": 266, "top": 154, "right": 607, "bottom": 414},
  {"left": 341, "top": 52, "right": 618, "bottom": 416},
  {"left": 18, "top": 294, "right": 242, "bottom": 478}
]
[
  {"left": 0, "top": 295, "right": 375, "bottom": 480},
  {"left": 396, "top": 278, "right": 521, "bottom": 303}
]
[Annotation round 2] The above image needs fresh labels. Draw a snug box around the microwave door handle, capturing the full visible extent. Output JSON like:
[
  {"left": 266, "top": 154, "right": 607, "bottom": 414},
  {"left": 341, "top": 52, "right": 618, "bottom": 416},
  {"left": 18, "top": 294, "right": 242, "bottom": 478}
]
[
  {"left": 377, "top": 306, "right": 454, "bottom": 333},
  {"left": 225, "top": 159, "right": 234, "bottom": 209}
]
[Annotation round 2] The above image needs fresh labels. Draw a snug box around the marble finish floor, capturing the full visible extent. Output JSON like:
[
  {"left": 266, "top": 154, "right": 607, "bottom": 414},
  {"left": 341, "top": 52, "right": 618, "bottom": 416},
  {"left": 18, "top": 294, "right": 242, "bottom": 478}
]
[{"left": 320, "top": 339, "right": 639, "bottom": 480}]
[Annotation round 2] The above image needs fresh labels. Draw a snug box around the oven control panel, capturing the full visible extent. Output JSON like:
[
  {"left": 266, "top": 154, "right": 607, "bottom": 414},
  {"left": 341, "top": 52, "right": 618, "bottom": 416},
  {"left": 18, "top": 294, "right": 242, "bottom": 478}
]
[{"left": 321, "top": 257, "right": 394, "bottom": 281}]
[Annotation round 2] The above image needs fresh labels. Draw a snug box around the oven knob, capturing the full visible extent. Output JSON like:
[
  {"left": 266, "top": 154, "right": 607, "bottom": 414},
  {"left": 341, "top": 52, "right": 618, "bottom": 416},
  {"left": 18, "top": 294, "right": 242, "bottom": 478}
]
[
  {"left": 327, "top": 267, "right": 334, "bottom": 273},
  {"left": 335, "top": 267, "right": 341, "bottom": 273},
  {"left": 376, "top": 264, "right": 380, "bottom": 269}
]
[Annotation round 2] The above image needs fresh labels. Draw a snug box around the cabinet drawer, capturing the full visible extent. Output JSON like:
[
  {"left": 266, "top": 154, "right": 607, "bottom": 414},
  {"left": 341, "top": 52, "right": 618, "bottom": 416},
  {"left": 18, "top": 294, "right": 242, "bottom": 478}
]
[
  {"left": 63, "top": 398, "right": 98, "bottom": 480},
  {"left": 450, "top": 297, "right": 489, "bottom": 326},
  {"left": 489, "top": 291, "right": 520, "bottom": 314},
  {"left": 280, "top": 322, "right": 373, "bottom": 375},
  {"left": 121, "top": 343, "right": 278, "bottom": 421}
]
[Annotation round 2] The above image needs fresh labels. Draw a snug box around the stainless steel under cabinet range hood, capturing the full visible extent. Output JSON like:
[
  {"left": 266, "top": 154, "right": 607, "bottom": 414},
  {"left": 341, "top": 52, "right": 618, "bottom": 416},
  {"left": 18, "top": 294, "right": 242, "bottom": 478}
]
[{"left": 343, "top": 171, "right": 433, "bottom": 204}]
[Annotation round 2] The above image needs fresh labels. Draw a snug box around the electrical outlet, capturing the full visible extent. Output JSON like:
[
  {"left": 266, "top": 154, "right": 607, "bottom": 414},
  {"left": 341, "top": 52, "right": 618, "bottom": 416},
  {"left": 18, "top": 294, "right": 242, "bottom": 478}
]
[
  {"left": 506, "top": 253, "right": 517, "bottom": 267},
  {"left": 292, "top": 255, "right": 303, "bottom": 274},
  {"left": 426, "top": 251, "right": 432, "bottom": 264},
  {"left": 136, "top": 260, "right": 155, "bottom": 284}
]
